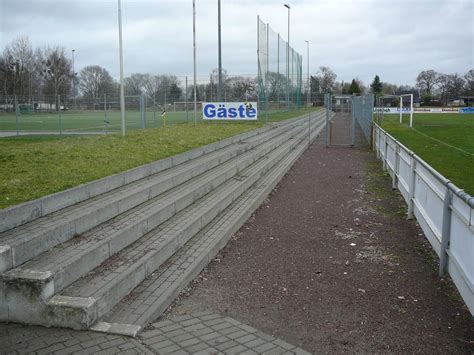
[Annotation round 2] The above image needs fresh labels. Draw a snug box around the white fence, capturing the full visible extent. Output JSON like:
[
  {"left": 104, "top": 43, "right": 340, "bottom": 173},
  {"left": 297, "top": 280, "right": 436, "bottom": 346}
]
[{"left": 373, "top": 124, "right": 474, "bottom": 315}]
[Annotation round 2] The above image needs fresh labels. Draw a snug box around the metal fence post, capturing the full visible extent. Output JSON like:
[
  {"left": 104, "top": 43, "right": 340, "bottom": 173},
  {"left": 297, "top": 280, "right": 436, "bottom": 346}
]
[
  {"left": 325, "top": 94, "right": 330, "bottom": 147},
  {"left": 407, "top": 157, "right": 417, "bottom": 219},
  {"left": 14, "top": 95, "right": 19, "bottom": 136},
  {"left": 58, "top": 94, "right": 62, "bottom": 135},
  {"left": 382, "top": 136, "right": 388, "bottom": 171},
  {"left": 185, "top": 76, "right": 189, "bottom": 123},
  {"left": 351, "top": 96, "right": 355, "bottom": 147},
  {"left": 140, "top": 94, "right": 145, "bottom": 129},
  {"left": 439, "top": 186, "right": 453, "bottom": 276},
  {"left": 392, "top": 143, "right": 400, "bottom": 189}
]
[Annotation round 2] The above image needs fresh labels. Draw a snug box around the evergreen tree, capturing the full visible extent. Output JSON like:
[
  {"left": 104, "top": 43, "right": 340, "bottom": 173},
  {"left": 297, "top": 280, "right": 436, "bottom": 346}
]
[
  {"left": 370, "top": 75, "right": 383, "bottom": 94},
  {"left": 349, "top": 79, "right": 361, "bottom": 94}
]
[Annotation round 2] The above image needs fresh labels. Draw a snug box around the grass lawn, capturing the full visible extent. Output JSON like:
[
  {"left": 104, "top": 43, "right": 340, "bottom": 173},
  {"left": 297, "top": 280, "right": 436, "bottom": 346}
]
[
  {"left": 0, "top": 108, "right": 319, "bottom": 209},
  {"left": 380, "top": 113, "right": 474, "bottom": 195}
]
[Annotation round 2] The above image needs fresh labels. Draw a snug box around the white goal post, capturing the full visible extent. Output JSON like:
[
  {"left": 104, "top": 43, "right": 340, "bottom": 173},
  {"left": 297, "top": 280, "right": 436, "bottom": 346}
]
[{"left": 399, "top": 94, "right": 414, "bottom": 127}]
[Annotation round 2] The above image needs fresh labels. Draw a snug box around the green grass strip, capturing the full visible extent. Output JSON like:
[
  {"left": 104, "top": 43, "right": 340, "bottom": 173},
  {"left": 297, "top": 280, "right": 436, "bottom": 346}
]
[
  {"left": 381, "top": 114, "right": 474, "bottom": 196},
  {"left": 0, "top": 108, "right": 320, "bottom": 209}
]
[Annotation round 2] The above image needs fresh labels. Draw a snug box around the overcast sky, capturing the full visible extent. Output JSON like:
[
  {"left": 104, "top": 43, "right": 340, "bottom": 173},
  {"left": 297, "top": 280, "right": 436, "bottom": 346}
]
[{"left": 0, "top": 0, "right": 472, "bottom": 86}]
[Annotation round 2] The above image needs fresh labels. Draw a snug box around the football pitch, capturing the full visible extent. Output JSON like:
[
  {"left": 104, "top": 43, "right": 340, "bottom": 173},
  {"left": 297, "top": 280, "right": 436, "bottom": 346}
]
[
  {"left": 0, "top": 108, "right": 315, "bottom": 133},
  {"left": 380, "top": 113, "right": 474, "bottom": 195},
  {"left": 0, "top": 110, "right": 196, "bottom": 132}
]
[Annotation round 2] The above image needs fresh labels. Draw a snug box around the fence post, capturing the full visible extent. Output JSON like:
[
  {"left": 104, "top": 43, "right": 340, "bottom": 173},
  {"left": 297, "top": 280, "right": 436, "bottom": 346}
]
[
  {"left": 439, "top": 186, "right": 453, "bottom": 276},
  {"left": 58, "top": 95, "right": 62, "bottom": 135},
  {"left": 140, "top": 94, "right": 146, "bottom": 129},
  {"left": 382, "top": 136, "right": 388, "bottom": 171},
  {"left": 392, "top": 142, "right": 400, "bottom": 189},
  {"left": 185, "top": 76, "right": 189, "bottom": 123},
  {"left": 14, "top": 95, "right": 19, "bottom": 136},
  {"left": 407, "top": 157, "right": 417, "bottom": 219},
  {"left": 325, "top": 94, "right": 330, "bottom": 147},
  {"left": 351, "top": 95, "right": 355, "bottom": 147}
]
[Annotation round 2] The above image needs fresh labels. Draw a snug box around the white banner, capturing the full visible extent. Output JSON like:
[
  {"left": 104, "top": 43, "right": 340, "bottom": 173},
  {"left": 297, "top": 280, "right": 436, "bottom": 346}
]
[
  {"left": 202, "top": 102, "right": 258, "bottom": 120},
  {"left": 374, "top": 107, "right": 461, "bottom": 114}
]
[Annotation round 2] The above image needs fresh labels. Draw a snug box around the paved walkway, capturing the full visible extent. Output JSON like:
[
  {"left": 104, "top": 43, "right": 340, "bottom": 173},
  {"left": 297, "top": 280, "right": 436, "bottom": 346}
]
[
  {"left": 0, "top": 313, "right": 308, "bottom": 354},
  {"left": 0, "top": 131, "right": 111, "bottom": 138}
]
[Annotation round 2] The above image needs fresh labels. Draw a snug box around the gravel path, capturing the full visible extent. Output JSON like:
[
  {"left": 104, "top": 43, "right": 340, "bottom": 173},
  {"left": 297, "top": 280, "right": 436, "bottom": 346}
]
[{"left": 165, "top": 144, "right": 474, "bottom": 354}]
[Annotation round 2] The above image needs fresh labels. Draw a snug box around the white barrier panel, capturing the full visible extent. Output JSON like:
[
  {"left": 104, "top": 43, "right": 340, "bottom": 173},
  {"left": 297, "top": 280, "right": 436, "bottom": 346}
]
[
  {"left": 202, "top": 102, "right": 258, "bottom": 120},
  {"left": 374, "top": 107, "right": 465, "bottom": 114},
  {"left": 373, "top": 124, "right": 474, "bottom": 315}
]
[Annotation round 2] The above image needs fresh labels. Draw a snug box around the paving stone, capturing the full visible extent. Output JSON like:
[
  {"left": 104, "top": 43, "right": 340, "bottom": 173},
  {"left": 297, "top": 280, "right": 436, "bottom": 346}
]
[
  {"left": 158, "top": 344, "right": 182, "bottom": 354},
  {"left": 183, "top": 342, "right": 210, "bottom": 353},
  {"left": 254, "top": 342, "right": 277, "bottom": 353},
  {"left": 225, "top": 344, "right": 248, "bottom": 354},
  {"left": 272, "top": 338, "right": 295, "bottom": 350},
  {"left": 178, "top": 337, "right": 202, "bottom": 348},
  {"left": 235, "top": 333, "right": 258, "bottom": 344},
  {"left": 171, "top": 332, "right": 195, "bottom": 343},
  {"left": 265, "top": 347, "right": 287, "bottom": 355},
  {"left": 215, "top": 339, "right": 239, "bottom": 351},
  {"left": 244, "top": 338, "right": 268, "bottom": 349},
  {"left": 199, "top": 332, "right": 221, "bottom": 342},
  {"left": 226, "top": 330, "right": 248, "bottom": 340},
  {"left": 194, "top": 347, "right": 219, "bottom": 355}
]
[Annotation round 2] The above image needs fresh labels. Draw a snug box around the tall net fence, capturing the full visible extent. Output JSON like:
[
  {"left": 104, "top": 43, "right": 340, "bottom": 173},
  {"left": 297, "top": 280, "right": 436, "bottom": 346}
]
[
  {"left": 352, "top": 94, "right": 374, "bottom": 143},
  {"left": 257, "top": 16, "right": 302, "bottom": 116}
]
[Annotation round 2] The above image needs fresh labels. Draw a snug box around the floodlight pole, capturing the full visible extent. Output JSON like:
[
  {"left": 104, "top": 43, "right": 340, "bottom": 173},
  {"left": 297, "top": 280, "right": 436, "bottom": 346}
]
[
  {"left": 193, "top": 0, "right": 197, "bottom": 126},
  {"left": 118, "top": 0, "right": 126, "bottom": 136},
  {"left": 284, "top": 4, "right": 290, "bottom": 111},
  {"left": 217, "top": 0, "right": 223, "bottom": 102},
  {"left": 305, "top": 40, "right": 309, "bottom": 107},
  {"left": 72, "top": 49, "right": 76, "bottom": 110}
]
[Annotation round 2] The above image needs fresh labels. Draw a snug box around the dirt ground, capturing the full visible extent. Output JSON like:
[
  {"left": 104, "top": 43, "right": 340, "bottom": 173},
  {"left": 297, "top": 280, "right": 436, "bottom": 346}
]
[{"left": 163, "top": 145, "right": 474, "bottom": 354}]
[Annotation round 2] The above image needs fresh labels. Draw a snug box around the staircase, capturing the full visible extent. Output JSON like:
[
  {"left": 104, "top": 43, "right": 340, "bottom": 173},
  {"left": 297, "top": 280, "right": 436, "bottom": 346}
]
[{"left": 0, "top": 111, "right": 329, "bottom": 336}]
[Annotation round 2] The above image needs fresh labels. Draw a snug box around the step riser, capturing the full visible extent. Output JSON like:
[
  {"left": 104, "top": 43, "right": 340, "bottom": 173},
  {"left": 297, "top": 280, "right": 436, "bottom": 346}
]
[
  {"left": 0, "top": 121, "right": 314, "bottom": 322},
  {"left": 1, "top": 118, "right": 308, "bottom": 272},
  {"left": 41, "top": 120, "right": 326, "bottom": 329}
]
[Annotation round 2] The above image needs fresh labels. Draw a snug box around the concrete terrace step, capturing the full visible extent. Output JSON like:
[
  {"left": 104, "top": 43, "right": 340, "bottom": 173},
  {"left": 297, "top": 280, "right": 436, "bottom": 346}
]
[
  {"left": 0, "top": 116, "right": 323, "bottom": 327},
  {"left": 0, "top": 116, "right": 308, "bottom": 273},
  {"left": 43, "top": 118, "right": 326, "bottom": 330},
  {"left": 97, "top": 119, "right": 327, "bottom": 334}
]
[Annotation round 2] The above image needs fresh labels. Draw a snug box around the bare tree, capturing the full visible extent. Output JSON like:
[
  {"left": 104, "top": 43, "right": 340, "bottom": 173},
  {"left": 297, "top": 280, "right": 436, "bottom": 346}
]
[
  {"left": 38, "top": 46, "right": 73, "bottom": 99},
  {"left": 1, "top": 36, "right": 36, "bottom": 97},
  {"left": 464, "top": 69, "right": 474, "bottom": 96},
  {"left": 415, "top": 69, "right": 440, "bottom": 95},
  {"left": 316, "top": 66, "right": 337, "bottom": 93},
  {"left": 446, "top": 73, "right": 465, "bottom": 102},
  {"left": 228, "top": 76, "right": 257, "bottom": 101},
  {"left": 124, "top": 73, "right": 147, "bottom": 95},
  {"left": 78, "top": 65, "right": 115, "bottom": 99}
]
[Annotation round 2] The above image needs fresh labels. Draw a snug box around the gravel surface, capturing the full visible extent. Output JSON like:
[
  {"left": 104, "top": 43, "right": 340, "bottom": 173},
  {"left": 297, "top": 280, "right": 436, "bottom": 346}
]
[{"left": 164, "top": 144, "right": 474, "bottom": 354}]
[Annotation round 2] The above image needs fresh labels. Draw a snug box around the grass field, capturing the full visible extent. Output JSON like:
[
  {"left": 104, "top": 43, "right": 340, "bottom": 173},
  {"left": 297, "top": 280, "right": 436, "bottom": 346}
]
[
  {"left": 0, "top": 107, "right": 317, "bottom": 132},
  {"left": 0, "top": 108, "right": 319, "bottom": 208},
  {"left": 380, "top": 113, "right": 474, "bottom": 195}
]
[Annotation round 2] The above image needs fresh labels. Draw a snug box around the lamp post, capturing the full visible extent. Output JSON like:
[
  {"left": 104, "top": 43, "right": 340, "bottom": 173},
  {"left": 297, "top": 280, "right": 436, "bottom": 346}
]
[
  {"left": 118, "top": 0, "right": 126, "bottom": 137},
  {"left": 217, "top": 0, "right": 223, "bottom": 102},
  {"left": 72, "top": 49, "right": 76, "bottom": 109},
  {"left": 283, "top": 4, "right": 290, "bottom": 111},
  {"left": 193, "top": 0, "right": 197, "bottom": 126},
  {"left": 305, "top": 40, "right": 309, "bottom": 107}
]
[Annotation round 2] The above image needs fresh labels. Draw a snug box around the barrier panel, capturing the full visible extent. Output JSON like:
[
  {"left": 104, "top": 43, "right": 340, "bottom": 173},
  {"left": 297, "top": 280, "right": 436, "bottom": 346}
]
[{"left": 374, "top": 123, "right": 474, "bottom": 315}]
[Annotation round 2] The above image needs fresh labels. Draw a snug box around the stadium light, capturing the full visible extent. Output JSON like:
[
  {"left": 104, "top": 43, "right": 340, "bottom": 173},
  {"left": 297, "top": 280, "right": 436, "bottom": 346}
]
[
  {"left": 284, "top": 4, "right": 290, "bottom": 111},
  {"left": 217, "top": 0, "right": 223, "bottom": 101},
  {"left": 118, "top": 0, "right": 126, "bottom": 136},
  {"left": 193, "top": 0, "right": 197, "bottom": 126},
  {"left": 305, "top": 40, "right": 309, "bottom": 107}
]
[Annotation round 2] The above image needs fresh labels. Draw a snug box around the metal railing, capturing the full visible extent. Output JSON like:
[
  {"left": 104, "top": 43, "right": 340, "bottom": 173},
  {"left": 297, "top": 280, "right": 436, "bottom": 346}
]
[{"left": 374, "top": 123, "right": 474, "bottom": 315}]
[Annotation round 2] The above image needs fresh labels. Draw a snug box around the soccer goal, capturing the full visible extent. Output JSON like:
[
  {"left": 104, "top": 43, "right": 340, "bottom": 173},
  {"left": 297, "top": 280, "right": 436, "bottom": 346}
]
[{"left": 399, "top": 94, "right": 414, "bottom": 127}]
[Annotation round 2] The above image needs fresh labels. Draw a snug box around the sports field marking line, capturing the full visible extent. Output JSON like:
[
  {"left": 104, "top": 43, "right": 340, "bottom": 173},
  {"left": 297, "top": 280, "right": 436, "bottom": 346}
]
[{"left": 410, "top": 126, "right": 474, "bottom": 157}]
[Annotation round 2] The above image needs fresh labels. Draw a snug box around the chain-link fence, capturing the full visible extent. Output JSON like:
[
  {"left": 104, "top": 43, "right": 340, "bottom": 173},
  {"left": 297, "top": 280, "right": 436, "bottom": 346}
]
[
  {"left": 0, "top": 73, "right": 269, "bottom": 134},
  {"left": 257, "top": 16, "right": 303, "bottom": 118}
]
